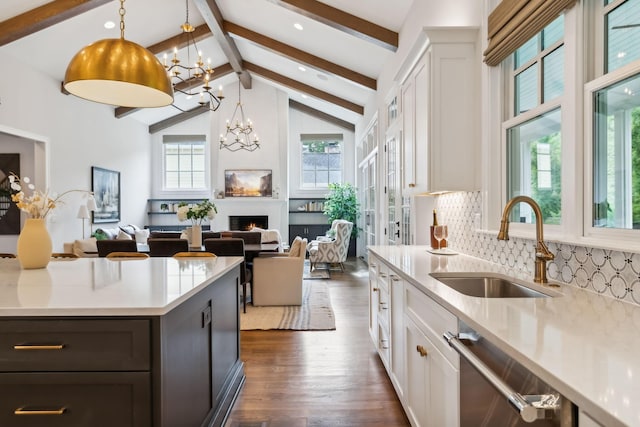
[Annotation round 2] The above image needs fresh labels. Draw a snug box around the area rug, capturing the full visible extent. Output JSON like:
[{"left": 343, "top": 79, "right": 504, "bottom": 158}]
[
  {"left": 303, "top": 259, "right": 330, "bottom": 279},
  {"left": 240, "top": 281, "right": 335, "bottom": 331}
]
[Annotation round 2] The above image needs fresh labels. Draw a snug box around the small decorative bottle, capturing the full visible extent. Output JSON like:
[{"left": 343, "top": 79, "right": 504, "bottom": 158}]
[{"left": 430, "top": 209, "right": 447, "bottom": 249}]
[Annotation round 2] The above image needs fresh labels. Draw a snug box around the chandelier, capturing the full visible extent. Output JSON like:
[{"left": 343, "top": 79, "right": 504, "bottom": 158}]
[
  {"left": 64, "top": 0, "right": 173, "bottom": 107},
  {"left": 219, "top": 81, "right": 260, "bottom": 152},
  {"left": 164, "top": 0, "right": 223, "bottom": 112}
]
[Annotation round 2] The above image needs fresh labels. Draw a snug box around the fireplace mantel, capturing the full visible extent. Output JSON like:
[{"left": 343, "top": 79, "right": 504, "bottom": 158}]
[{"left": 210, "top": 199, "right": 288, "bottom": 241}]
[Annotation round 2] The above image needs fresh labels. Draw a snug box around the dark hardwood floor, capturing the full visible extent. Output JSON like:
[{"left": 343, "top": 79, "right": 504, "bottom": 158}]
[{"left": 226, "top": 258, "right": 410, "bottom": 427}]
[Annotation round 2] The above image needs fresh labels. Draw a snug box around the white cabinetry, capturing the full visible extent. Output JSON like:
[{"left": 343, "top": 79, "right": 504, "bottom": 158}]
[
  {"left": 400, "top": 28, "right": 479, "bottom": 195},
  {"left": 368, "top": 253, "right": 459, "bottom": 426},
  {"left": 369, "top": 256, "right": 390, "bottom": 368}
]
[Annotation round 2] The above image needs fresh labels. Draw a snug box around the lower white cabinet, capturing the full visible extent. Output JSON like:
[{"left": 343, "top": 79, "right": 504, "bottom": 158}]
[
  {"left": 368, "top": 254, "right": 460, "bottom": 427},
  {"left": 404, "top": 315, "right": 459, "bottom": 427}
]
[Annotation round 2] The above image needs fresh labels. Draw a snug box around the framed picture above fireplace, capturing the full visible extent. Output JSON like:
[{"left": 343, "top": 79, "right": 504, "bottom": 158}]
[{"left": 224, "top": 169, "right": 272, "bottom": 197}]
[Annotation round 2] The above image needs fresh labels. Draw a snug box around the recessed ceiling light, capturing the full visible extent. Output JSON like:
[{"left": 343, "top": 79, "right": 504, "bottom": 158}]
[
  {"left": 301, "top": 94, "right": 308, "bottom": 99},
  {"left": 317, "top": 73, "right": 328, "bottom": 81},
  {"left": 294, "top": 23, "right": 303, "bottom": 31},
  {"left": 298, "top": 66, "right": 306, "bottom": 72},
  {"left": 104, "top": 20, "right": 115, "bottom": 29}
]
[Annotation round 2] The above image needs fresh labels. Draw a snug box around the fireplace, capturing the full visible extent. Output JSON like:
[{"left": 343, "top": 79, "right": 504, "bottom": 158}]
[{"left": 229, "top": 215, "right": 268, "bottom": 231}]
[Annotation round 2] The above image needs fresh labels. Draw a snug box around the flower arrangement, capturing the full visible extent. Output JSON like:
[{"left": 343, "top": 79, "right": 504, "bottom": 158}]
[
  {"left": 9, "top": 173, "right": 95, "bottom": 219},
  {"left": 176, "top": 199, "right": 217, "bottom": 226}
]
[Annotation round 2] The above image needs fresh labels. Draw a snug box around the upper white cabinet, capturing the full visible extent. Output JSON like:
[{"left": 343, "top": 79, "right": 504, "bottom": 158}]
[{"left": 399, "top": 28, "right": 479, "bottom": 195}]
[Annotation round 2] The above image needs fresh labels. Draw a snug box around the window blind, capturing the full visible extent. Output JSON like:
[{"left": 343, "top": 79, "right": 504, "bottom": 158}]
[{"left": 483, "top": 0, "right": 577, "bottom": 66}]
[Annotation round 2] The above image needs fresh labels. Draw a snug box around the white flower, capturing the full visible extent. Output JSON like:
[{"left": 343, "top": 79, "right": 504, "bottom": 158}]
[
  {"left": 175, "top": 199, "right": 217, "bottom": 226},
  {"left": 176, "top": 205, "right": 190, "bottom": 222}
]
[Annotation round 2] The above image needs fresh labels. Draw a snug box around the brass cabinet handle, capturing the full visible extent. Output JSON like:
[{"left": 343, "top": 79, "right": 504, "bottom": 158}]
[
  {"left": 372, "top": 287, "right": 379, "bottom": 292},
  {"left": 15, "top": 407, "right": 66, "bottom": 415},
  {"left": 409, "top": 183, "right": 416, "bottom": 188},
  {"left": 416, "top": 345, "right": 428, "bottom": 357},
  {"left": 13, "top": 344, "right": 65, "bottom": 351}
]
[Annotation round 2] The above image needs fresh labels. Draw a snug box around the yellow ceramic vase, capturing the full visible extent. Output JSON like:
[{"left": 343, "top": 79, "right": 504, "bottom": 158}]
[{"left": 17, "top": 218, "right": 52, "bottom": 269}]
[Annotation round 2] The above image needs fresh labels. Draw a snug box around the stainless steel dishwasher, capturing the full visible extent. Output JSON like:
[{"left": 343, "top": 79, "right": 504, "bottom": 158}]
[{"left": 444, "top": 321, "right": 576, "bottom": 426}]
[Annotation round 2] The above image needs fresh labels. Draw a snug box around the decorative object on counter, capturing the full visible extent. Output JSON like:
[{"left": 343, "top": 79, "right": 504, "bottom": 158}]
[
  {"left": 433, "top": 225, "right": 448, "bottom": 250},
  {"left": 16, "top": 219, "right": 52, "bottom": 269},
  {"left": 323, "top": 183, "right": 360, "bottom": 238},
  {"left": 430, "top": 209, "right": 447, "bottom": 249},
  {"left": 176, "top": 199, "right": 217, "bottom": 248},
  {"left": 9, "top": 174, "right": 97, "bottom": 269}
]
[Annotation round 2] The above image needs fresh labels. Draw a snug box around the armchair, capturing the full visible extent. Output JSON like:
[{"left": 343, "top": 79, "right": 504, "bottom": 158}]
[
  {"left": 252, "top": 237, "right": 307, "bottom": 306},
  {"left": 307, "top": 220, "right": 353, "bottom": 272}
]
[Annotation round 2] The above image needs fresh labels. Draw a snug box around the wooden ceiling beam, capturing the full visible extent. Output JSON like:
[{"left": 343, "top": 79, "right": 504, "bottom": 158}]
[
  {"left": 146, "top": 24, "right": 212, "bottom": 55},
  {"left": 244, "top": 62, "right": 363, "bottom": 115},
  {"left": 192, "top": 0, "right": 251, "bottom": 89},
  {"left": 289, "top": 100, "right": 354, "bottom": 131},
  {"left": 224, "top": 21, "right": 376, "bottom": 91},
  {"left": 114, "top": 63, "right": 234, "bottom": 118},
  {"left": 0, "top": 0, "right": 112, "bottom": 47},
  {"left": 149, "top": 104, "right": 211, "bottom": 134},
  {"left": 271, "top": 0, "right": 398, "bottom": 51}
]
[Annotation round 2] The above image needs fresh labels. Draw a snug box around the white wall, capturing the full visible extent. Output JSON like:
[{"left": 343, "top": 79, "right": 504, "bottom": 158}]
[{"left": 0, "top": 53, "right": 152, "bottom": 252}]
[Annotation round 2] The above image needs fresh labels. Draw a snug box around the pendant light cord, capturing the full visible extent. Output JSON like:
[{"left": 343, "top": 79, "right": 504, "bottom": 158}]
[{"left": 119, "top": 0, "right": 126, "bottom": 39}]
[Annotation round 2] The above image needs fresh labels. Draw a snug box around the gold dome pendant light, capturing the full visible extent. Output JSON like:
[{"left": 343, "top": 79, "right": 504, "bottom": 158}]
[{"left": 63, "top": 0, "right": 173, "bottom": 107}]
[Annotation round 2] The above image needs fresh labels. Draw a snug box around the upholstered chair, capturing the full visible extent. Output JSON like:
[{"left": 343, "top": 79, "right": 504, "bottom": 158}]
[
  {"left": 96, "top": 239, "right": 138, "bottom": 257},
  {"left": 147, "top": 238, "right": 189, "bottom": 257},
  {"left": 203, "top": 238, "right": 252, "bottom": 313},
  {"left": 307, "top": 220, "right": 353, "bottom": 271},
  {"left": 252, "top": 236, "right": 307, "bottom": 306}
]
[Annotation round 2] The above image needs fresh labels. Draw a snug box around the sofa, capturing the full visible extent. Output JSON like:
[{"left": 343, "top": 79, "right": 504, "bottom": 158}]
[{"left": 64, "top": 225, "right": 149, "bottom": 257}]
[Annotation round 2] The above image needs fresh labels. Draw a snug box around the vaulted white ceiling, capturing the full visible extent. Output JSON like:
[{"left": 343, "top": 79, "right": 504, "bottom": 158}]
[{"left": 0, "top": 0, "right": 413, "bottom": 128}]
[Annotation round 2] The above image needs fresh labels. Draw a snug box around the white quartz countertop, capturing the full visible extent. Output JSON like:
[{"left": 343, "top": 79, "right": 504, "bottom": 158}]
[
  {"left": 368, "top": 245, "right": 640, "bottom": 427},
  {"left": 0, "top": 256, "right": 243, "bottom": 316}
]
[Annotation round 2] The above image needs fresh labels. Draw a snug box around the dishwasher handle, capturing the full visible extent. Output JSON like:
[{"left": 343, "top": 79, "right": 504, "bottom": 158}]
[{"left": 443, "top": 331, "right": 559, "bottom": 423}]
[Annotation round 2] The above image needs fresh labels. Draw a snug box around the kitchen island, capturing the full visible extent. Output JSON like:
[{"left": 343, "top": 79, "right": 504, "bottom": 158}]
[
  {"left": 0, "top": 256, "right": 245, "bottom": 427},
  {"left": 369, "top": 245, "right": 640, "bottom": 427}
]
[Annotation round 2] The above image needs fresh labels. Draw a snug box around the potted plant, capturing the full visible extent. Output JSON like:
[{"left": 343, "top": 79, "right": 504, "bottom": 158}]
[{"left": 323, "top": 183, "right": 360, "bottom": 239}]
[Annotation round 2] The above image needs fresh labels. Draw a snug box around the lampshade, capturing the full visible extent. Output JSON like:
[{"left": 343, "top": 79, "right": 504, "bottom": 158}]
[
  {"left": 86, "top": 196, "right": 98, "bottom": 212},
  {"left": 64, "top": 38, "right": 173, "bottom": 107},
  {"left": 77, "top": 205, "right": 90, "bottom": 220}
]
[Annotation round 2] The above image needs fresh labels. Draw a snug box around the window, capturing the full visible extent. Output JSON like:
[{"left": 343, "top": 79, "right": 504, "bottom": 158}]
[
  {"left": 589, "top": 0, "right": 640, "bottom": 231},
  {"left": 507, "top": 109, "right": 562, "bottom": 225},
  {"left": 505, "top": 17, "right": 564, "bottom": 225},
  {"left": 163, "top": 135, "right": 206, "bottom": 189},
  {"left": 605, "top": 0, "right": 640, "bottom": 73},
  {"left": 301, "top": 134, "right": 343, "bottom": 188}
]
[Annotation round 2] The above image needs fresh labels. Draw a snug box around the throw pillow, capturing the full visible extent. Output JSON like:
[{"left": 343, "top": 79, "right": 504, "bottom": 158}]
[
  {"left": 119, "top": 225, "right": 137, "bottom": 238},
  {"left": 134, "top": 229, "right": 150, "bottom": 244},
  {"left": 75, "top": 237, "right": 98, "bottom": 253},
  {"left": 289, "top": 236, "right": 302, "bottom": 257},
  {"left": 116, "top": 230, "right": 133, "bottom": 240}
]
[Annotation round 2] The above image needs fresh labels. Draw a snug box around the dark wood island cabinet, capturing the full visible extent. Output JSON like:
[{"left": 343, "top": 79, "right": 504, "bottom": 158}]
[{"left": 0, "top": 257, "right": 245, "bottom": 427}]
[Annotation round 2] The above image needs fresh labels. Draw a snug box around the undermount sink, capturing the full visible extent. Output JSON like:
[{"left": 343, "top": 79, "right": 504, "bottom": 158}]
[{"left": 430, "top": 273, "right": 556, "bottom": 298}]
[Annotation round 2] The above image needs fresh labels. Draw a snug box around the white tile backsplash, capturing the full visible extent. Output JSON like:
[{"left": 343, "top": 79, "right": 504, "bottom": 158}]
[{"left": 435, "top": 191, "right": 640, "bottom": 306}]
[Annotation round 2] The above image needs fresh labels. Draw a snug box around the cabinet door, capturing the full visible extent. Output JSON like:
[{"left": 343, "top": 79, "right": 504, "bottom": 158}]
[
  {"left": 369, "top": 259, "right": 380, "bottom": 345},
  {"left": 0, "top": 372, "right": 150, "bottom": 427},
  {"left": 389, "top": 273, "right": 405, "bottom": 399},
  {"left": 402, "top": 74, "right": 415, "bottom": 192},
  {"left": 404, "top": 316, "right": 459, "bottom": 427}
]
